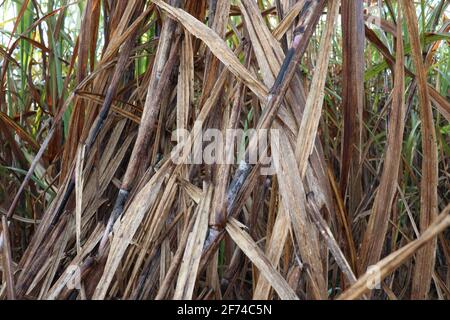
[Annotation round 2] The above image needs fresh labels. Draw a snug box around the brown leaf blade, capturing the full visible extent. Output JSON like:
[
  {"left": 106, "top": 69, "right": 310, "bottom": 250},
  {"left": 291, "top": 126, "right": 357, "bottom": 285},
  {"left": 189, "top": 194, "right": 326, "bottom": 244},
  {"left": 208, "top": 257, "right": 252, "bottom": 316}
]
[
  {"left": 359, "top": 7, "right": 406, "bottom": 274},
  {"left": 226, "top": 218, "right": 299, "bottom": 300},
  {"left": 403, "top": 0, "right": 439, "bottom": 300}
]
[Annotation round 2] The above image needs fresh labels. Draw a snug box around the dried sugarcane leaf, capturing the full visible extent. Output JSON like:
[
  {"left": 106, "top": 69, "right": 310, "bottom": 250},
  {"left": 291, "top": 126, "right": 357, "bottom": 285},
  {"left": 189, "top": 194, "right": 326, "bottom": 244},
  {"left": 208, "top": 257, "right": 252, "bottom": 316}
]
[
  {"left": 92, "top": 163, "right": 170, "bottom": 299},
  {"left": 403, "top": 0, "right": 439, "bottom": 300},
  {"left": 226, "top": 218, "right": 299, "bottom": 300},
  {"left": 339, "top": 208, "right": 450, "bottom": 300},
  {"left": 272, "top": 131, "right": 327, "bottom": 299},
  {"left": 153, "top": 0, "right": 268, "bottom": 100},
  {"left": 295, "top": 0, "right": 339, "bottom": 177},
  {"left": 173, "top": 186, "right": 212, "bottom": 299},
  {"left": 359, "top": 7, "right": 406, "bottom": 274}
]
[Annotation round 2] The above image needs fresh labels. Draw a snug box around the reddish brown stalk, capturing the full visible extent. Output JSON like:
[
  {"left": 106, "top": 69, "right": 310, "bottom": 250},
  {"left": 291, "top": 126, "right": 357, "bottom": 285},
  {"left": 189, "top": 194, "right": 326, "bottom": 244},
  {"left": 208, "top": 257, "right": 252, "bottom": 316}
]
[
  {"left": 48, "top": 4, "right": 146, "bottom": 227},
  {"left": 340, "top": 0, "right": 365, "bottom": 217},
  {"left": 403, "top": 1, "right": 439, "bottom": 300},
  {"left": 60, "top": 0, "right": 101, "bottom": 181}
]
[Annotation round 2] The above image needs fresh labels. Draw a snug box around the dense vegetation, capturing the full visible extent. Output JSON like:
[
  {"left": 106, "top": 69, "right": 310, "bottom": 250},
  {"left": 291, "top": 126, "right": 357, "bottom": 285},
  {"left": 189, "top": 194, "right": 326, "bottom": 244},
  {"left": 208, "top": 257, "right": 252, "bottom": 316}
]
[{"left": 0, "top": 0, "right": 449, "bottom": 300}]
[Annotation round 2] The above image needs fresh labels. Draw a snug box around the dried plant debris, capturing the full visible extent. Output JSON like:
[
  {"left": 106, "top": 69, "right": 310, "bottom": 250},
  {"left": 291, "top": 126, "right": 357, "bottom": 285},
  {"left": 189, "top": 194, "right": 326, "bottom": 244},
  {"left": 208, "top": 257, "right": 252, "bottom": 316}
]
[{"left": 0, "top": 0, "right": 449, "bottom": 300}]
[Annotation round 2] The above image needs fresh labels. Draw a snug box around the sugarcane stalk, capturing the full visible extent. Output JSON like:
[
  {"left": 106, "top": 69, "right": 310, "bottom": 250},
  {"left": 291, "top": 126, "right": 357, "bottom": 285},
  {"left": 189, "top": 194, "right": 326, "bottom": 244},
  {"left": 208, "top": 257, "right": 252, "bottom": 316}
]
[
  {"left": 50, "top": 22, "right": 144, "bottom": 226},
  {"left": 97, "top": 34, "right": 182, "bottom": 256},
  {"left": 201, "top": 0, "right": 327, "bottom": 266}
]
